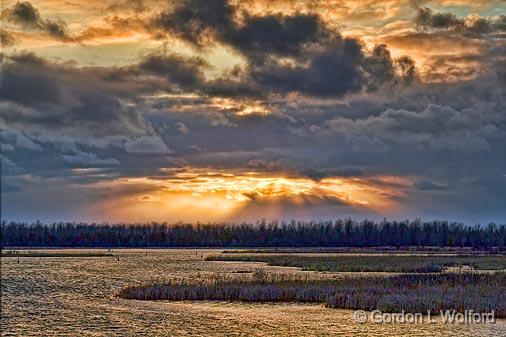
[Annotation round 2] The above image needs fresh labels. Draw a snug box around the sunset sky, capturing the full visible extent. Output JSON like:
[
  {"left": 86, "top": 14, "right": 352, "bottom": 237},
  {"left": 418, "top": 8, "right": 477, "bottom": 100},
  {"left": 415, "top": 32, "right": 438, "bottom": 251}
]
[{"left": 1, "top": 0, "right": 505, "bottom": 223}]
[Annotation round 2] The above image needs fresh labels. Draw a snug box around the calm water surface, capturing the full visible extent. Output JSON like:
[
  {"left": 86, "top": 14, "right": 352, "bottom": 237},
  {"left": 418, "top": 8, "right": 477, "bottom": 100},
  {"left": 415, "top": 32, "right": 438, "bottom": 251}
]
[{"left": 1, "top": 249, "right": 505, "bottom": 336}]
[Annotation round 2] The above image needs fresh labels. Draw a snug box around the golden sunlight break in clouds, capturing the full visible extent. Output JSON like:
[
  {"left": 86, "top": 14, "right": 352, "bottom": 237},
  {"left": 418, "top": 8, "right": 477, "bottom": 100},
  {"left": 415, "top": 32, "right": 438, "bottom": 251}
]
[{"left": 93, "top": 169, "right": 412, "bottom": 222}]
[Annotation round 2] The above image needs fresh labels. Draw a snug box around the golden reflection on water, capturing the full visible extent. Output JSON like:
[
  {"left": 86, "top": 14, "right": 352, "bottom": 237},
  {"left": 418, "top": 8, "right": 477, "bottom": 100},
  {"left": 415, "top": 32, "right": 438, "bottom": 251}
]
[{"left": 1, "top": 249, "right": 505, "bottom": 336}]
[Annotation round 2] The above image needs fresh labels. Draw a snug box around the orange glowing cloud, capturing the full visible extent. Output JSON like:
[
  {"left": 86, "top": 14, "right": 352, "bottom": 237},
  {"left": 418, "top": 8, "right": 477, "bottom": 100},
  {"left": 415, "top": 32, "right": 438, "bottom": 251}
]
[
  {"left": 89, "top": 168, "right": 413, "bottom": 222},
  {"left": 209, "top": 98, "right": 272, "bottom": 116}
]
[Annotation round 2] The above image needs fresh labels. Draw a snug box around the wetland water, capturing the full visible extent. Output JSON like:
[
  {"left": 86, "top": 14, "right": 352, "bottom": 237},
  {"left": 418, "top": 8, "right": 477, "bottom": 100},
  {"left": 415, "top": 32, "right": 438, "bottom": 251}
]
[{"left": 1, "top": 249, "right": 505, "bottom": 336}]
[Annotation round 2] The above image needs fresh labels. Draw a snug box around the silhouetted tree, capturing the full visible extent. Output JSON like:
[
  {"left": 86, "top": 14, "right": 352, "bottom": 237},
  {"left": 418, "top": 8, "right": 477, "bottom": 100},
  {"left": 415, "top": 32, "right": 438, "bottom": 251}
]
[{"left": 1, "top": 220, "right": 505, "bottom": 249}]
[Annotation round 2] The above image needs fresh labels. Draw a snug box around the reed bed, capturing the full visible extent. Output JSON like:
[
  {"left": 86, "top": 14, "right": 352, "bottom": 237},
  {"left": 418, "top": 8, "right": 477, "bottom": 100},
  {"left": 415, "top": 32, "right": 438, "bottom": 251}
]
[
  {"left": 117, "top": 272, "right": 506, "bottom": 317},
  {"left": 206, "top": 254, "right": 506, "bottom": 272},
  {"left": 220, "top": 247, "right": 501, "bottom": 254},
  {"left": 1, "top": 250, "right": 113, "bottom": 258}
]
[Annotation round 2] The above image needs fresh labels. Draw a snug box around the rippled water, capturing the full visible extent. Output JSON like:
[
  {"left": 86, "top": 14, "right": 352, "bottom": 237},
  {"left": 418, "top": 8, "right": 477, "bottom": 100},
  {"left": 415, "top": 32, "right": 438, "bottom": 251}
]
[{"left": 1, "top": 249, "right": 505, "bottom": 336}]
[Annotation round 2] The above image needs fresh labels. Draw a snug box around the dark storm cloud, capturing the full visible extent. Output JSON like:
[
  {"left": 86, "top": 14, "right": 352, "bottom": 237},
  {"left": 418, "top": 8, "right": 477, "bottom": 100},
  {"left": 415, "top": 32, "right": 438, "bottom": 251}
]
[
  {"left": 0, "top": 53, "right": 62, "bottom": 106},
  {"left": 4, "top": 1, "right": 73, "bottom": 41},
  {"left": 106, "top": 43, "right": 413, "bottom": 100},
  {"left": 204, "top": 77, "right": 262, "bottom": 98},
  {"left": 150, "top": 78, "right": 504, "bottom": 189},
  {"left": 2, "top": 54, "right": 506, "bottom": 221},
  {"left": 415, "top": 6, "right": 463, "bottom": 30},
  {"left": 153, "top": 0, "right": 329, "bottom": 62},
  {"left": 322, "top": 103, "right": 498, "bottom": 153},
  {"left": 2, "top": 51, "right": 502, "bottom": 174},
  {"left": 0, "top": 52, "right": 201, "bottom": 183},
  {"left": 227, "top": 13, "right": 330, "bottom": 63},
  {"left": 3, "top": 1, "right": 154, "bottom": 44},
  {"left": 5, "top": 1, "right": 40, "bottom": 27},
  {"left": 43, "top": 20, "right": 71, "bottom": 41},
  {"left": 0, "top": 129, "right": 42, "bottom": 151},
  {"left": 4, "top": 1, "right": 418, "bottom": 99},
  {"left": 137, "top": 53, "right": 207, "bottom": 88},
  {"left": 251, "top": 38, "right": 364, "bottom": 96},
  {"left": 153, "top": 0, "right": 236, "bottom": 47},
  {"left": 150, "top": 0, "right": 362, "bottom": 63},
  {"left": 1, "top": 51, "right": 207, "bottom": 109},
  {"left": 0, "top": 53, "right": 151, "bottom": 144},
  {"left": 150, "top": 0, "right": 417, "bottom": 97},
  {"left": 252, "top": 76, "right": 505, "bottom": 208},
  {"left": 249, "top": 40, "right": 417, "bottom": 97},
  {"left": 414, "top": 6, "right": 506, "bottom": 36}
]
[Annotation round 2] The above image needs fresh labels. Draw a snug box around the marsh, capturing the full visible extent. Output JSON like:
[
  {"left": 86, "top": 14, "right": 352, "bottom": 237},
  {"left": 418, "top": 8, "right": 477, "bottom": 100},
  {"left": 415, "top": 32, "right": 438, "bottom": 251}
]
[{"left": 2, "top": 249, "right": 505, "bottom": 336}]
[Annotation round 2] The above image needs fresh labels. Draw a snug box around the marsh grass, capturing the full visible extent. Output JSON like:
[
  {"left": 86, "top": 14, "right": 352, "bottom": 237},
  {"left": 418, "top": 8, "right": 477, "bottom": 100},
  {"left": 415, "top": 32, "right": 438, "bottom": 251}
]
[
  {"left": 220, "top": 247, "right": 500, "bottom": 254},
  {"left": 117, "top": 272, "right": 506, "bottom": 317},
  {"left": 1, "top": 250, "right": 114, "bottom": 258},
  {"left": 206, "top": 254, "right": 506, "bottom": 272}
]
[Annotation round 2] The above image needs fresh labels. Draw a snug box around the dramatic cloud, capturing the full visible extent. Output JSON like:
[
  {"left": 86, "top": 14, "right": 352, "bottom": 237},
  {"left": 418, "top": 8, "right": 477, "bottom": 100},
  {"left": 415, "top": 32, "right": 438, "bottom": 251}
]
[
  {"left": 0, "top": 53, "right": 148, "bottom": 136},
  {"left": 322, "top": 103, "right": 500, "bottom": 153},
  {"left": 149, "top": 0, "right": 416, "bottom": 97},
  {"left": 4, "top": 1, "right": 73, "bottom": 41},
  {"left": 1, "top": 0, "right": 505, "bottom": 223},
  {"left": 250, "top": 41, "right": 417, "bottom": 96},
  {"left": 415, "top": 5, "right": 506, "bottom": 36},
  {"left": 5, "top": 1, "right": 41, "bottom": 27},
  {"left": 137, "top": 53, "right": 207, "bottom": 88},
  {"left": 227, "top": 13, "right": 330, "bottom": 63},
  {"left": 153, "top": 0, "right": 236, "bottom": 47},
  {"left": 153, "top": 0, "right": 331, "bottom": 62}
]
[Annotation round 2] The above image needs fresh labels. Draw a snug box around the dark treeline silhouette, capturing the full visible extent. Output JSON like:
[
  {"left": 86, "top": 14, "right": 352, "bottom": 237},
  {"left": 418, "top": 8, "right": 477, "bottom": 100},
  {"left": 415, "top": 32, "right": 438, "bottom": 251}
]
[{"left": 1, "top": 220, "right": 506, "bottom": 249}]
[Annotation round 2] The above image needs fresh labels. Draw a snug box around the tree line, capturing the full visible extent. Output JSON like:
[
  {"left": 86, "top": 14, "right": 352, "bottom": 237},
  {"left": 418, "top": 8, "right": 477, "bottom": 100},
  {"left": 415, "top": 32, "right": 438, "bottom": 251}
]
[{"left": 1, "top": 220, "right": 505, "bottom": 249}]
